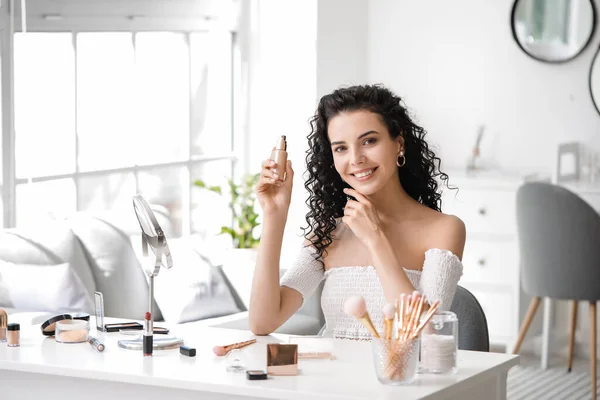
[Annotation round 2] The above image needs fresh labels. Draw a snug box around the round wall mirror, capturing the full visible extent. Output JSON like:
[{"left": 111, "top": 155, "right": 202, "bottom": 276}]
[
  {"left": 590, "top": 46, "right": 600, "bottom": 114},
  {"left": 511, "top": 0, "right": 596, "bottom": 63}
]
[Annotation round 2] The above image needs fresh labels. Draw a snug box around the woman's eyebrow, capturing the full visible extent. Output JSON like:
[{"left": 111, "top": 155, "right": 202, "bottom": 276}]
[{"left": 330, "top": 130, "right": 379, "bottom": 146}]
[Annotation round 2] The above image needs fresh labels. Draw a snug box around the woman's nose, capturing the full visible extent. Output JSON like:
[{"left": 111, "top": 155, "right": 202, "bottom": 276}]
[{"left": 350, "top": 148, "right": 365, "bottom": 165}]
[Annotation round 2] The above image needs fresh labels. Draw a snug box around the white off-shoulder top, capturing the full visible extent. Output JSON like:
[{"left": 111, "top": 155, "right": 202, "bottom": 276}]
[{"left": 280, "top": 247, "right": 463, "bottom": 339}]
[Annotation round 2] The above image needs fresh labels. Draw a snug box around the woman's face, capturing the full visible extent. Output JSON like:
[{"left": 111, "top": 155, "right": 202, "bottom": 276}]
[{"left": 327, "top": 110, "right": 404, "bottom": 195}]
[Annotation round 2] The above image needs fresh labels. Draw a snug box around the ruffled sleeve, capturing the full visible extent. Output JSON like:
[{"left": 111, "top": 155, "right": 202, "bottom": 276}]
[
  {"left": 418, "top": 248, "right": 463, "bottom": 311},
  {"left": 280, "top": 245, "right": 325, "bottom": 304}
]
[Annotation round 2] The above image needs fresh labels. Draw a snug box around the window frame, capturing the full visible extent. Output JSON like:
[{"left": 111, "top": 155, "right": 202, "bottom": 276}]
[{"left": 0, "top": 0, "right": 242, "bottom": 232}]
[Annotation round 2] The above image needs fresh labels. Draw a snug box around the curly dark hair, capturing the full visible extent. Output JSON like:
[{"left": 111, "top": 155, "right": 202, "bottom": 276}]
[{"left": 302, "top": 84, "right": 451, "bottom": 262}]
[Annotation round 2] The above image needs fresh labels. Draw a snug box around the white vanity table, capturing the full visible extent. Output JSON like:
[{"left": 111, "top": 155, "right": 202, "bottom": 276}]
[
  {"left": 442, "top": 169, "right": 600, "bottom": 368},
  {"left": 0, "top": 317, "right": 519, "bottom": 400}
]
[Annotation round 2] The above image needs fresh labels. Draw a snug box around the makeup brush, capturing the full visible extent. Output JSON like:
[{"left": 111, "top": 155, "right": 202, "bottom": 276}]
[
  {"left": 213, "top": 338, "right": 257, "bottom": 356},
  {"left": 412, "top": 300, "right": 441, "bottom": 338},
  {"left": 397, "top": 294, "right": 406, "bottom": 339},
  {"left": 344, "top": 296, "right": 380, "bottom": 338},
  {"left": 403, "top": 293, "right": 426, "bottom": 341},
  {"left": 382, "top": 303, "right": 396, "bottom": 340}
]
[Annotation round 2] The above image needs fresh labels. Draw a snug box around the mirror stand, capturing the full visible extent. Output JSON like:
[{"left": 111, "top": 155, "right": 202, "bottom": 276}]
[{"left": 118, "top": 195, "right": 182, "bottom": 352}]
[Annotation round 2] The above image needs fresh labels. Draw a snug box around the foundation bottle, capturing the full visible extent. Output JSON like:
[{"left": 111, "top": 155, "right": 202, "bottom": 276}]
[
  {"left": 270, "top": 135, "right": 288, "bottom": 180},
  {"left": 7, "top": 323, "right": 20, "bottom": 347},
  {"left": 0, "top": 308, "right": 7, "bottom": 343}
]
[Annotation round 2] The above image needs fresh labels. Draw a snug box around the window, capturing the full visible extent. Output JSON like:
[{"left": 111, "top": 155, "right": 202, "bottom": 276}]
[{"left": 12, "top": 29, "right": 235, "bottom": 236}]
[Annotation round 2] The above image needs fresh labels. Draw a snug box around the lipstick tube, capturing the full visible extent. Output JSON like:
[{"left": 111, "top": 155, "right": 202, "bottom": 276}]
[{"left": 143, "top": 312, "right": 153, "bottom": 356}]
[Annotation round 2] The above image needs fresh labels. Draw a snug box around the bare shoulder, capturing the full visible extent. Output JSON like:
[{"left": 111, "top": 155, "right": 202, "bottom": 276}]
[{"left": 426, "top": 212, "right": 466, "bottom": 260}]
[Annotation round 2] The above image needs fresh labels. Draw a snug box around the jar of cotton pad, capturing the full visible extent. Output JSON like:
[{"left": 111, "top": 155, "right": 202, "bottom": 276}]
[
  {"left": 55, "top": 319, "right": 89, "bottom": 344},
  {"left": 419, "top": 311, "right": 458, "bottom": 374}
]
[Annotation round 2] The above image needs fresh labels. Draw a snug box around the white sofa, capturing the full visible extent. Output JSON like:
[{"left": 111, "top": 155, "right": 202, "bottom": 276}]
[{"left": 0, "top": 210, "right": 323, "bottom": 335}]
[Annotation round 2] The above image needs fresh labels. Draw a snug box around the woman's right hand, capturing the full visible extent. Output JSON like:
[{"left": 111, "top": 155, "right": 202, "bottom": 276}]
[{"left": 256, "top": 158, "right": 294, "bottom": 216}]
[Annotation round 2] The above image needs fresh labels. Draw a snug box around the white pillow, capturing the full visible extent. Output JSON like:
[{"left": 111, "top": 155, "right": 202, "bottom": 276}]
[
  {"left": 150, "top": 237, "right": 241, "bottom": 324},
  {"left": 0, "top": 261, "right": 94, "bottom": 313}
]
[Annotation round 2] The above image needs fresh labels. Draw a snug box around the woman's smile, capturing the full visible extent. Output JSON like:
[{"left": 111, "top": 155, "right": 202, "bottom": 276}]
[{"left": 350, "top": 167, "right": 378, "bottom": 182}]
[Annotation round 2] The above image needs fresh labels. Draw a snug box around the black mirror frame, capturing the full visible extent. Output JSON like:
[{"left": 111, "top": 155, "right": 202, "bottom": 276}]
[
  {"left": 511, "top": 0, "right": 597, "bottom": 64},
  {"left": 589, "top": 45, "right": 600, "bottom": 115}
]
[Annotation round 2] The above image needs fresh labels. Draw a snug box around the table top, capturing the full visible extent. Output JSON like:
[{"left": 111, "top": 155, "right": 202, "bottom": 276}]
[{"left": 0, "top": 316, "right": 519, "bottom": 400}]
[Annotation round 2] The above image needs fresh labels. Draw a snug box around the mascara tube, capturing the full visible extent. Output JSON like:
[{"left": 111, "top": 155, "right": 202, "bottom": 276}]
[
  {"left": 143, "top": 312, "right": 153, "bottom": 356},
  {"left": 87, "top": 336, "right": 105, "bottom": 352}
]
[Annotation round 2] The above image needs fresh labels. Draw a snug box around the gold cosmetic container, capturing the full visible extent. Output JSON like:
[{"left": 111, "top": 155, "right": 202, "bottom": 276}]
[
  {"left": 0, "top": 308, "right": 7, "bottom": 343},
  {"left": 266, "top": 344, "right": 298, "bottom": 376},
  {"left": 270, "top": 135, "right": 288, "bottom": 180},
  {"left": 7, "top": 323, "right": 20, "bottom": 347}
]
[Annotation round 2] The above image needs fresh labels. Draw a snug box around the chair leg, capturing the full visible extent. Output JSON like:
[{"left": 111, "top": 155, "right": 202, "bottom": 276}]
[
  {"left": 568, "top": 300, "right": 578, "bottom": 372},
  {"left": 590, "top": 301, "right": 597, "bottom": 400},
  {"left": 513, "top": 296, "right": 541, "bottom": 354}
]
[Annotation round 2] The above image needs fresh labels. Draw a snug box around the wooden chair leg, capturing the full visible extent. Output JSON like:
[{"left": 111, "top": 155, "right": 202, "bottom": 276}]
[
  {"left": 590, "top": 301, "right": 597, "bottom": 400},
  {"left": 513, "top": 296, "right": 541, "bottom": 354},
  {"left": 568, "top": 300, "right": 578, "bottom": 372}
]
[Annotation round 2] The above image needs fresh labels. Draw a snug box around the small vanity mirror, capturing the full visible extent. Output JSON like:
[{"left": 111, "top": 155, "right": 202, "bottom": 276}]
[
  {"left": 132, "top": 194, "right": 173, "bottom": 277},
  {"left": 511, "top": 0, "right": 596, "bottom": 63}
]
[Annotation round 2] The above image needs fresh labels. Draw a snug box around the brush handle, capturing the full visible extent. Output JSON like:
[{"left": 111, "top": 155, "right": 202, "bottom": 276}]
[
  {"left": 223, "top": 338, "right": 257, "bottom": 353},
  {"left": 299, "top": 352, "right": 334, "bottom": 360},
  {"left": 359, "top": 314, "right": 380, "bottom": 338}
]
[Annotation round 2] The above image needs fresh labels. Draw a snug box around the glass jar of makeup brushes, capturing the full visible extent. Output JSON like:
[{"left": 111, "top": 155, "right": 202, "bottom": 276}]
[
  {"left": 371, "top": 337, "right": 420, "bottom": 385},
  {"left": 419, "top": 311, "right": 458, "bottom": 374}
]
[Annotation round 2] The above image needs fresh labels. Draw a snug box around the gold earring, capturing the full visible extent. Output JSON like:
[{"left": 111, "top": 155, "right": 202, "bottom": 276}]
[{"left": 396, "top": 152, "right": 406, "bottom": 168}]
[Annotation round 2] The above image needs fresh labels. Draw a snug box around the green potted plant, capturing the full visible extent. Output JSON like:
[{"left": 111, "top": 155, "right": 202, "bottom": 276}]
[
  {"left": 193, "top": 173, "right": 261, "bottom": 249},
  {"left": 193, "top": 173, "right": 261, "bottom": 309}
]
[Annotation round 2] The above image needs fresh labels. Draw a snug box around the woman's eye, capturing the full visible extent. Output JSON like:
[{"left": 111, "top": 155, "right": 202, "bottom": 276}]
[
  {"left": 334, "top": 146, "right": 346, "bottom": 153},
  {"left": 364, "top": 138, "right": 376, "bottom": 145}
]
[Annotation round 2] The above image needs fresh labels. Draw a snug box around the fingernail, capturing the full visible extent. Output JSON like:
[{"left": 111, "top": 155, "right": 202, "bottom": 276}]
[{"left": 273, "top": 173, "right": 279, "bottom": 179}]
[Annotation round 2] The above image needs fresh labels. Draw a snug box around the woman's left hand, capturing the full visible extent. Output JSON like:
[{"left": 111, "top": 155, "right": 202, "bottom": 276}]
[{"left": 342, "top": 188, "right": 384, "bottom": 246}]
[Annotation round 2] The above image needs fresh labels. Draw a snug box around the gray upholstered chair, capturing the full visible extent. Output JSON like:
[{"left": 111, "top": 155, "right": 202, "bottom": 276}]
[
  {"left": 512, "top": 182, "right": 600, "bottom": 400},
  {"left": 450, "top": 285, "right": 490, "bottom": 352},
  {"left": 316, "top": 284, "right": 490, "bottom": 352}
]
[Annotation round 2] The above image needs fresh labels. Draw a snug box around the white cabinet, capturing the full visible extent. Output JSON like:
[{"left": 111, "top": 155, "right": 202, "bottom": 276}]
[
  {"left": 441, "top": 170, "right": 523, "bottom": 349},
  {"left": 442, "top": 172, "right": 600, "bottom": 353}
]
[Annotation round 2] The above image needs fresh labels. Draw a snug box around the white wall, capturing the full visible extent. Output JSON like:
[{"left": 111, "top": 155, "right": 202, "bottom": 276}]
[
  {"left": 316, "top": 0, "right": 368, "bottom": 97},
  {"left": 367, "top": 0, "right": 600, "bottom": 175},
  {"left": 365, "top": 0, "right": 600, "bottom": 355}
]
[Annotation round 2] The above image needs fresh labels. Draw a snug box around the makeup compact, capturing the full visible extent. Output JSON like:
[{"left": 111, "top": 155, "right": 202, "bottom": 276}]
[
  {"left": 41, "top": 314, "right": 73, "bottom": 337},
  {"left": 71, "top": 312, "right": 90, "bottom": 321},
  {"left": 246, "top": 370, "right": 267, "bottom": 380},
  {"left": 55, "top": 319, "right": 90, "bottom": 344},
  {"left": 104, "top": 322, "right": 143, "bottom": 332},
  {"left": 266, "top": 344, "right": 298, "bottom": 376}
]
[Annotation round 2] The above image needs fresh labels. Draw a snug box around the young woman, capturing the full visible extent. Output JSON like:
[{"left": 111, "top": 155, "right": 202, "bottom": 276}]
[{"left": 249, "top": 84, "right": 465, "bottom": 339}]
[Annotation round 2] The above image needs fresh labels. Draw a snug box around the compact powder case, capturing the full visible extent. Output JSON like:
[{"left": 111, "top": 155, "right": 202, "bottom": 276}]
[
  {"left": 71, "top": 313, "right": 90, "bottom": 321},
  {"left": 266, "top": 344, "right": 298, "bottom": 376},
  {"left": 41, "top": 314, "right": 73, "bottom": 336}
]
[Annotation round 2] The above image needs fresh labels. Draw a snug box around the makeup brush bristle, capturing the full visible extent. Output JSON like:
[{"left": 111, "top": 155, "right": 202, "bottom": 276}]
[
  {"left": 383, "top": 303, "right": 396, "bottom": 319},
  {"left": 344, "top": 296, "right": 367, "bottom": 318}
]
